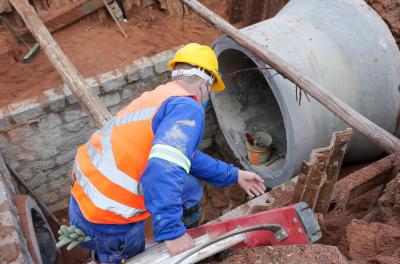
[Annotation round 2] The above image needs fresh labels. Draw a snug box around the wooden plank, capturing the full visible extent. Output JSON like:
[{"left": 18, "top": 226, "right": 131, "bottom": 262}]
[
  {"left": 181, "top": 0, "right": 400, "bottom": 154},
  {"left": 300, "top": 147, "right": 331, "bottom": 210},
  {"left": 290, "top": 162, "right": 310, "bottom": 204},
  {"left": 208, "top": 176, "right": 298, "bottom": 224},
  {"left": 0, "top": 0, "right": 13, "bottom": 13},
  {"left": 331, "top": 151, "right": 400, "bottom": 212},
  {"left": 21, "top": 0, "right": 109, "bottom": 37},
  {"left": 315, "top": 128, "right": 352, "bottom": 214},
  {"left": 10, "top": 0, "right": 112, "bottom": 128}
]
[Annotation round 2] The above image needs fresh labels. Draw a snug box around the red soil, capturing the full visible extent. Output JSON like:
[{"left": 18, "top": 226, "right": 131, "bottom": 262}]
[
  {"left": 0, "top": 0, "right": 227, "bottom": 108},
  {"left": 206, "top": 244, "right": 349, "bottom": 264}
]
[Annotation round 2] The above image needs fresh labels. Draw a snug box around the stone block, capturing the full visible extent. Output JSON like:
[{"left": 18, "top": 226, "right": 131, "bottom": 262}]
[
  {"left": 125, "top": 64, "right": 140, "bottom": 83},
  {"left": 151, "top": 50, "right": 174, "bottom": 73},
  {"left": 55, "top": 149, "right": 76, "bottom": 166},
  {"left": 40, "top": 192, "right": 60, "bottom": 205},
  {"left": 0, "top": 134, "right": 9, "bottom": 150},
  {"left": 134, "top": 57, "right": 154, "bottom": 79},
  {"left": 18, "top": 168, "right": 34, "bottom": 181},
  {"left": 98, "top": 70, "right": 127, "bottom": 93},
  {"left": 9, "top": 99, "right": 43, "bottom": 124},
  {"left": 101, "top": 93, "right": 121, "bottom": 107},
  {"left": 64, "top": 118, "right": 88, "bottom": 132},
  {"left": 62, "top": 85, "right": 78, "bottom": 105},
  {"left": 121, "top": 84, "right": 141, "bottom": 100},
  {"left": 32, "top": 159, "right": 55, "bottom": 171},
  {"left": 28, "top": 173, "right": 48, "bottom": 189},
  {"left": 44, "top": 89, "right": 66, "bottom": 112},
  {"left": 15, "top": 151, "right": 38, "bottom": 162},
  {"left": 47, "top": 166, "right": 71, "bottom": 179},
  {"left": 63, "top": 109, "right": 88, "bottom": 122},
  {"left": 38, "top": 113, "right": 62, "bottom": 130},
  {"left": 0, "top": 118, "right": 11, "bottom": 132},
  {"left": 48, "top": 176, "right": 70, "bottom": 191},
  {"left": 37, "top": 147, "right": 58, "bottom": 161},
  {"left": 49, "top": 197, "right": 69, "bottom": 212},
  {"left": 109, "top": 105, "right": 121, "bottom": 115},
  {"left": 8, "top": 126, "right": 35, "bottom": 143}
]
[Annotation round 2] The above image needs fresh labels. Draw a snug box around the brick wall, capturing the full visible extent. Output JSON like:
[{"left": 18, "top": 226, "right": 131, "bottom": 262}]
[{"left": 0, "top": 46, "right": 220, "bottom": 212}]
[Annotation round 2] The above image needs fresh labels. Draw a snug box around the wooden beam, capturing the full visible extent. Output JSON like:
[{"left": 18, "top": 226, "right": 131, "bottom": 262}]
[
  {"left": 0, "top": 0, "right": 13, "bottom": 13},
  {"left": 181, "top": 0, "right": 400, "bottom": 154},
  {"left": 300, "top": 147, "right": 331, "bottom": 210},
  {"left": 315, "top": 128, "right": 352, "bottom": 214},
  {"left": 290, "top": 162, "right": 310, "bottom": 204},
  {"left": 10, "top": 0, "right": 112, "bottom": 128},
  {"left": 208, "top": 176, "right": 298, "bottom": 224},
  {"left": 331, "top": 151, "right": 400, "bottom": 212},
  {"left": 22, "top": 0, "right": 109, "bottom": 37}
]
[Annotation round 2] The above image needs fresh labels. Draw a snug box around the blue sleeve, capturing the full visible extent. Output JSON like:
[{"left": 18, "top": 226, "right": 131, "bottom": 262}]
[
  {"left": 140, "top": 97, "right": 204, "bottom": 242},
  {"left": 190, "top": 150, "right": 238, "bottom": 187}
]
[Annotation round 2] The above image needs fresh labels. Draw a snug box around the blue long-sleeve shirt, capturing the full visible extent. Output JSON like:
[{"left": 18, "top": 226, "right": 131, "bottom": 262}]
[
  {"left": 141, "top": 96, "right": 238, "bottom": 242},
  {"left": 71, "top": 95, "right": 238, "bottom": 241}
]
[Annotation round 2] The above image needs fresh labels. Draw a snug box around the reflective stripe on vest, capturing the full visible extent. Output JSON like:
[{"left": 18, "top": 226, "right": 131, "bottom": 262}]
[
  {"left": 73, "top": 160, "right": 145, "bottom": 218},
  {"left": 149, "top": 144, "right": 191, "bottom": 173},
  {"left": 87, "top": 107, "right": 156, "bottom": 196}
]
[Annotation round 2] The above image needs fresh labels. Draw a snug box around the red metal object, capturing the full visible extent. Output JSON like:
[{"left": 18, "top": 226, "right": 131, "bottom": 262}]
[{"left": 188, "top": 203, "right": 320, "bottom": 248}]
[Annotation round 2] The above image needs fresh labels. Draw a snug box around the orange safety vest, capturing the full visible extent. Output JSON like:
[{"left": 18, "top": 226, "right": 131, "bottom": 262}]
[{"left": 71, "top": 81, "right": 199, "bottom": 224}]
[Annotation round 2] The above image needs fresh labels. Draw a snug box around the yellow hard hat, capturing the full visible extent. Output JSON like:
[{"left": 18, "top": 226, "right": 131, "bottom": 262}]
[{"left": 168, "top": 43, "right": 225, "bottom": 91}]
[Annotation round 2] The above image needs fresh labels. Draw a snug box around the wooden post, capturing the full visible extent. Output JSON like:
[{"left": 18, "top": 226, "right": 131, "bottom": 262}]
[
  {"left": 290, "top": 162, "right": 310, "bottom": 204},
  {"left": 181, "top": 0, "right": 400, "bottom": 154},
  {"left": 10, "top": 0, "right": 112, "bottom": 128},
  {"left": 300, "top": 148, "right": 331, "bottom": 210},
  {"left": 315, "top": 128, "right": 352, "bottom": 214}
]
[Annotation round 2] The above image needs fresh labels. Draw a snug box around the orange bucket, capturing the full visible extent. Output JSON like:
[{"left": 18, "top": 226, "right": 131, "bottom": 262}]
[{"left": 246, "top": 132, "right": 272, "bottom": 165}]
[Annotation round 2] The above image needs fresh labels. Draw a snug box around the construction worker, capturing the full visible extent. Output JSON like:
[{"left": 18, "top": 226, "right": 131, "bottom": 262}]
[{"left": 66, "top": 43, "right": 266, "bottom": 263}]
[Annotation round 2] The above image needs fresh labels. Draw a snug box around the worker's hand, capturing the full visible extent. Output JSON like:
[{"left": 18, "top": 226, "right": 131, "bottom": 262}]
[
  {"left": 238, "top": 170, "right": 266, "bottom": 198},
  {"left": 165, "top": 232, "right": 195, "bottom": 256}
]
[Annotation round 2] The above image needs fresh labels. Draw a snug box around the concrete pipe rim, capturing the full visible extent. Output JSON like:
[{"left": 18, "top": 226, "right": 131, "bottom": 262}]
[
  {"left": 14, "top": 194, "right": 60, "bottom": 264},
  {"left": 211, "top": 39, "right": 300, "bottom": 187}
]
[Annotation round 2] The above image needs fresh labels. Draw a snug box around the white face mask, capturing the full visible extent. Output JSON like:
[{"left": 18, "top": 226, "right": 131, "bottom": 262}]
[
  {"left": 171, "top": 67, "right": 214, "bottom": 110},
  {"left": 171, "top": 68, "right": 215, "bottom": 87}
]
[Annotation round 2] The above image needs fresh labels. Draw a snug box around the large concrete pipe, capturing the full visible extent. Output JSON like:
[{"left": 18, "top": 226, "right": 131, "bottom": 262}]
[{"left": 211, "top": 0, "right": 400, "bottom": 187}]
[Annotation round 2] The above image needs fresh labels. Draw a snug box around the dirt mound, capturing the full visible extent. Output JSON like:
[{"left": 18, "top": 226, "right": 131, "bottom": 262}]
[
  {"left": 339, "top": 219, "right": 400, "bottom": 263},
  {"left": 366, "top": 0, "right": 400, "bottom": 45},
  {"left": 0, "top": 1, "right": 226, "bottom": 108},
  {"left": 205, "top": 244, "right": 349, "bottom": 264},
  {"left": 375, "top": 173, "right": 400, "bottom": 227}
]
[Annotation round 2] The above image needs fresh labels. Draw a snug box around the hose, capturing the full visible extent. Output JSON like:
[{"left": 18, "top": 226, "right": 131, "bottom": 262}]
[{"left": 174, "top": 224, "right": 283, "bottom": 264}]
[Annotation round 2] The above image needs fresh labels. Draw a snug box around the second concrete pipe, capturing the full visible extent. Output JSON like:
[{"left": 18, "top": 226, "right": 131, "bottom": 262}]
[{"left": 211, "top": 0, "right": 400, "bottom": 187}]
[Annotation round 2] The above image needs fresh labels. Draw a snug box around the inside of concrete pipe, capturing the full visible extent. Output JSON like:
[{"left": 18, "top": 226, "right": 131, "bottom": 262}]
[
  {"left": 32, "top": 208, "right": 57, "bottom": 264},
  {"left": 213, "top": 49, "right": 287, "bottom": 183}
]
